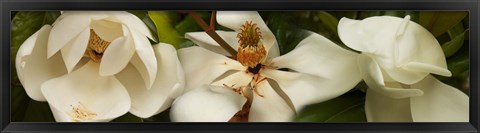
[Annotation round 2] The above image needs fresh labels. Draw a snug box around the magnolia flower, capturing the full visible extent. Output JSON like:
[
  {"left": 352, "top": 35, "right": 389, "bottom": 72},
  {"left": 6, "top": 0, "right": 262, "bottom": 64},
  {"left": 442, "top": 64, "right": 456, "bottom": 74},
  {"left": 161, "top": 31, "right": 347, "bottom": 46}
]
[
  {"left": 170, "top": 11, "right": 361, "bottom": 122},
  {"left": 338, "top": 15, "right": 468, "bottom": 122},
  {"left": 15, "top": 11, "right": 184, "bottom": 122}
]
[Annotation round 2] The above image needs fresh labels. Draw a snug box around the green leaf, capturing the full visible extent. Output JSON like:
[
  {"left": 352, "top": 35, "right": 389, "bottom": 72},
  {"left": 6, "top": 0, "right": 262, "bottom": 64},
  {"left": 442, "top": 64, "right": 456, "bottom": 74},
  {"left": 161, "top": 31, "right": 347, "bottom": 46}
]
[
  {"left": 405, "top": 11, "right": 420, "bottom": 23},
  {"left": 419, "top": 11, "right": 468, "bottom": 37},
  {"left": 23, "top": 101, "right": 55, "bottom": 122},
  {"left": 262, "top": 12, "right": 311, "bottom": 55},
  {"left": 447, "top": 22, "right": 465, "bottom": 38},
  {"left": 11, "top": 11, "right": 61, "bottom": 122},
  {"left": 328, "top": 11, "right": 358, "bottom": 20},
  {"left": 316, "top": 11, "right": 339, "bottom": 34},
  {"left": 148, "top": 11, "right": 183, "bottom": 49},
  {"left": 294, "top": 91, "right": 367, "bottom": 122},
  {"left": 112, "top": 113, "right": 143, "bottom": 122},
  {"left": 128, "top": 10, "right": 148, "bottom": 20},
  {"left": 446, "top": 45, "right": 469, "bottom": 78},
  {"left": 442, "top": 29, "right": 467, "bottom": 58},
  {"left": 383, "top": 11, "right": 406, "bottom": 17},
  {"left": 175, "top": 12, "right": 210, "bottom": 36}
]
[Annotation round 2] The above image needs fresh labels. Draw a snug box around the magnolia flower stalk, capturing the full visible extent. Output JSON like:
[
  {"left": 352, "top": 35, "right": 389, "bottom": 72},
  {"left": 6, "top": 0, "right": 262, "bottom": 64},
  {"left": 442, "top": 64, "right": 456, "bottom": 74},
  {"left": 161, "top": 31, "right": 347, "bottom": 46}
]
[
  {"left": 337, "top": 15, "right": 468, "bottom": 122},
  {"left": 16, "top": 11, "right": 184, "bottom": 122},
  {"left": 171, "top": 11, "right": 362, "bottom": 122}
]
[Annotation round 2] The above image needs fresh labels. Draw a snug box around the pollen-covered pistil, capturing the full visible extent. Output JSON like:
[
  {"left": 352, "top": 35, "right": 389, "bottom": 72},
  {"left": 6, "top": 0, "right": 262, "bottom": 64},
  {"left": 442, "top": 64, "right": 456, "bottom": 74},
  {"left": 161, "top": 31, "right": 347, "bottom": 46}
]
[
  {"left": 86, "top": 29, "right": 111, "bottom": 63},
  {"left": 237, "top": 21, "right": 266, "bottom": 68}
]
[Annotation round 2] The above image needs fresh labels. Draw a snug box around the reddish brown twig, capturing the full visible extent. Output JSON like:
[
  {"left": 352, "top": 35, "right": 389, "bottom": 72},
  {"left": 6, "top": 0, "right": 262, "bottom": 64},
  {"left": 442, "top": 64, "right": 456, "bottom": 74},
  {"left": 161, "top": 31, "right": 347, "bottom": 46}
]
[{"left": 188, "top": 11, "right": 237, "bottom": 58}]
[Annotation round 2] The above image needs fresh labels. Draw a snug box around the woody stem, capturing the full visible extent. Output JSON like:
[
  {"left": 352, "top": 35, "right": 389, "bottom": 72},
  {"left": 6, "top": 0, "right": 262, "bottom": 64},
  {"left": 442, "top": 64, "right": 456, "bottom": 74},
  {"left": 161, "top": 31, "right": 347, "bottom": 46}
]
[{"left": 188, "top": 11, "right": 237, "bottom": 58}]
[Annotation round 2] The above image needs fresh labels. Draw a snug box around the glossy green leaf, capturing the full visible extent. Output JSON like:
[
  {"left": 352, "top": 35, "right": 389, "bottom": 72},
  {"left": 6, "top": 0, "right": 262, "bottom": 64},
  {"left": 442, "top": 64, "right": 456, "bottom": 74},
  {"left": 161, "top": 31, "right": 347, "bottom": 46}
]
[
  {"left": 405, "top": 11, "right": 420, "bottom": 23},
  {"left": 442, "top": 29, "right": 467, "bottom": 58},
  {"left": 448, "top": 22, "right": 465, "bottom": 38},
  {"left": 294, "top": 91, "right": 367, "bottom": 122},
  {"left": 383, "top": 11, "right": 405, "bottom": 17},
  {"left": 328, "top": 11, "right": 358, "bottom": 20},
  {"left": 447, "top": 45, "right": 469, "bottom": 78},
  {"left": 316, "top": 11, "right": 339, "bottom": 33},
  {"left": 419, "top": 11, "right": 467, "bottom": 37},
  {"left": 23, "top": 101, "right": 55, "bottom": 122},
  {"left": 175, "top": 12, "right": 210, "bottom": 36},
  {"left": 148, "top": 11, "right": 183, "bottom": 49},
  {"left": 262, "top": 12, "right": 311, "bottom": 55}
]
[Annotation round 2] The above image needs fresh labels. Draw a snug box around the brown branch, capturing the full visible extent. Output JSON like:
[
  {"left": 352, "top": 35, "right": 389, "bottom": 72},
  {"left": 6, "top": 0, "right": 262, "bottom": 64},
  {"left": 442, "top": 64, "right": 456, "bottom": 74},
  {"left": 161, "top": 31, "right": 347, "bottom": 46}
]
[{"left": 188, "top": 11, "right": 237, "bottom": 58}]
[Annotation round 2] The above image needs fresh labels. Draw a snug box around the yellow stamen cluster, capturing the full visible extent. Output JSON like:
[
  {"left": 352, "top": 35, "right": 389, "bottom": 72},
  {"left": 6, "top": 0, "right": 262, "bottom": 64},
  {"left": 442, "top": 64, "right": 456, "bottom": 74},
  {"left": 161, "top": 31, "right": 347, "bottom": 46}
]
[
  {"left": 68, "top": 102, "right": 97, "bottom": 122},
  {"left": 86, "top": 29, "right": 111, "bottom": 63},
  {"left": 236, "top": 21, "right": 266, "bottom": 68}
]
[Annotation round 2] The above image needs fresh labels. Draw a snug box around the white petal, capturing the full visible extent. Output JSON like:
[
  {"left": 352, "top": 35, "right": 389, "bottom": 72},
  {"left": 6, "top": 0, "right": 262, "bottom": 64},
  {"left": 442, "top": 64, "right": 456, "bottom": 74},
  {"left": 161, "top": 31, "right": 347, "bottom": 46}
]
[
  {"left": 15, "top": 25, "right": 67, "bottom": 101},
  {"left": 338, "top": 16, "right": 451, "bottom": 84},
  {"left": 116, "top": 43, "right": 184, "bottom": 118},
  {"left": 129, "top": 27, "right": 158, "bottom": 89},
  {"left": 90, "top": 19, "right": 124, "bottom": 42},
  {"left": 338, "top": 17, "right": 396, "bottom": 58},
  {"left": 393, "top": 16, "right": 451, "bottom": 77},
  {"left": 263, "top": 33, "right": 362, "bottom": 112},
  {"left": 60, "top": 27, "right": 90, "bottom": 73},
  {"left": 262, "top": 69, "right": 352, "bottom": 113},
  {"left": 248, "top": 80, "right": 295, "bottom": 122},
  {"left": 178, "top": 46, "right": 244, "bottom": 92},
  {"left": 217, "top": 11, "right": 280, "bottom": 58},
  {"left": 410, "top": 75, "right": 469, "bottom": 122},
  {"left": 48, "top": 12, "right": 108, "bottom": 58},
  {"left": 271, "top": 32, "right": 361, "bottom": 85},
  {"left": 170, "top": 85, "right": 247, "bottom": 122},
  {"left": 365, "top": 89, "right": 413, "bottom": 122},
  {"left": 358, "top": 54, "right": 424, "bottom": 99},
  {"left": 99, "top": 25, "right": 135, "bottom": 76},
  {"left": 41, "top": 61, "right": 131, "bottom": 122},
  {"left": 185, "top": 31, "right": 239, "bottom": 56},
  {"left": 105, "top": 11, "right": 155, "bottom": 41},
  {"left": 211, "top": 71, "right": 253, "bottom": 88}
]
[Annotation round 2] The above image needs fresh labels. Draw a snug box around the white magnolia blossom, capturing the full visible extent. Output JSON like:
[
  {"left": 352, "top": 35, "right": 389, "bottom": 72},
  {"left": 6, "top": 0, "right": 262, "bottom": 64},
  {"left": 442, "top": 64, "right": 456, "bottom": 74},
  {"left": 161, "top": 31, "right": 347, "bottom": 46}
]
[
  {"left": 338, "top": 15, "right": 469, "bottom": 122},
  {"left": 15, "top": 11, "right": 184, "bottom": 122},
  {"left": 171, "top": 11, "right": 362, "bottom": 122}
]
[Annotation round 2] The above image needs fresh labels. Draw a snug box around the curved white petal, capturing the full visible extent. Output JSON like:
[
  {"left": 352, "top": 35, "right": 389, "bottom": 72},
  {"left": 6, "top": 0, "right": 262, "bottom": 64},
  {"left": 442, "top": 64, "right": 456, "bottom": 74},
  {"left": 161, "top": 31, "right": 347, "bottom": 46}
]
[
  {"left": 15, "top": 25, "right": 67, "bottom": 101},
  {"left": 129, "top": 27, "right": 158, "bottom": 89},
  {"left": 60, "top": 27, "right": 90, "bottom": 73},
  {"left": 248, "top": 80, "right": 294, "bottom": 122},
  {"left": 178, "top": 46, "right": 245, "bottom": 92},
  {"left": 90, "top": 19, "right": 124, "bottom": 42},
  {"left": 185, "top": 31, "right": 239, "bottom": 56},
  {"left": 211, "top": 71, "right": 253, "bottom": 88},
  {"left": 338, "top": 16, "right": 451, "bottom": 84},
  {"left": 99, "top": 25, "right": 135, "bottom": 76},
  {"left": 41, "top": 61, "right": 130, "bottom": 122},
  {"left": 358, "top": 54, "right": 424, "bottom": 99},
  {"left": 170, "top": 85, "right": 247, "bottom": 122},
  {"left": 116, "top": 43, "right": 184, "bottom": 118},
  {"left": 105, "top": 11, "right": 155, "bottom": 41},
  {"left": 262, "top": 33, "right": 361, "bottom": 112},
  {"left": 262, "top": 69, "right": 353, "bottom": 113},
  {"left": 217, "top": 11, "right": 280, "bottom": 58},
  {"left": 410, "top": 75, "right": 469, "bottom": 122},
  {"left": 338, "top": 16, "right": 396, "bottom": 61},
  {"left": 365, "top": 89, "right": 413, "bottom": 122},
  {"left": 272, "top": 32, "right": 361, "bottom": 87},
  {"left": 48, "top": 12, "right": 108, "bottom": 58}
]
